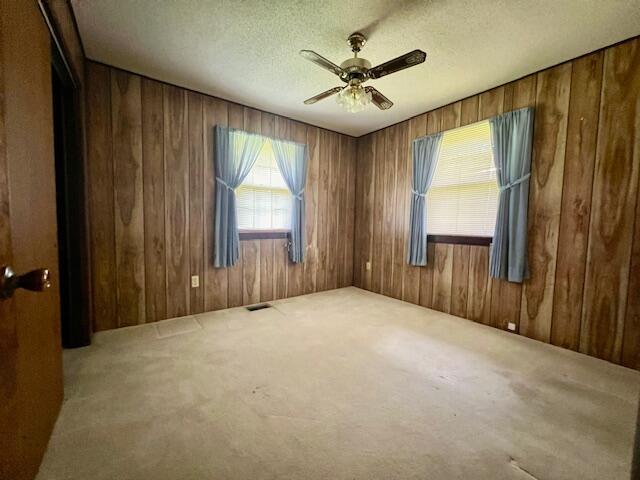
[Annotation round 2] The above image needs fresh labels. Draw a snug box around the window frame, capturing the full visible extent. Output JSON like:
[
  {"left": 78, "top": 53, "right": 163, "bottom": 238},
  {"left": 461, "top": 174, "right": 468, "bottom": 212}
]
[
  {"left": 427, "top": 234, "right": 492, "bottom": 246},
  {"left": 421, "top": 119, "right": 497, "bottom": 245},
  {"left": 235, "top": 135, "right": 292, "bottom": 238},
  {"left": 239, "top": 229, "right": 290, "bottom": 240}
]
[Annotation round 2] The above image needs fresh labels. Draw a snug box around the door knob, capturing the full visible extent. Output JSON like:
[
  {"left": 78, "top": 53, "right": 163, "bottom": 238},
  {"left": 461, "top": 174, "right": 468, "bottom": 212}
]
[{"left": 0, "top": 265, "right": 51, "bottom": 299}]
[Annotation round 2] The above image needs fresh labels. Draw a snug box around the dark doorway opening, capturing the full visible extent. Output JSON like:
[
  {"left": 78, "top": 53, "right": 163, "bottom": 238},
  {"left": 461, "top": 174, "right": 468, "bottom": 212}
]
[{"left": 51, "top": 46, "right": 91, "bottom": 348}]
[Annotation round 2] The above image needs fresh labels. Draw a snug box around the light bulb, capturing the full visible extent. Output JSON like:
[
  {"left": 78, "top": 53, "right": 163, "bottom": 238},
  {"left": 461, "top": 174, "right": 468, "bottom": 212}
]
[{"left": 336, "top": 84, "right": 372, "bottom": 113}]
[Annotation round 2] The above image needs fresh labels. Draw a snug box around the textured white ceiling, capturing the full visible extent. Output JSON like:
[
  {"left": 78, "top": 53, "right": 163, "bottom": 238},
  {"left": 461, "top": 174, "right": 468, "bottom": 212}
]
[{"left": 71, "top": 0, "right": 640, "bottom": 137}]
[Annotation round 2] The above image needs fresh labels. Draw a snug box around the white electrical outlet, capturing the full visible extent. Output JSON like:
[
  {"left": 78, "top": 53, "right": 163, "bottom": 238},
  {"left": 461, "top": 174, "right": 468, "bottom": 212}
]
[
  {"left": 191, "top": 275, "right": 200, "bottom": 288},
  {"left": 507, "top": 322, "right": 516, "bottom": 332},
  {"left": 366, "top": 261, "right": 371, "bottom": 271}
]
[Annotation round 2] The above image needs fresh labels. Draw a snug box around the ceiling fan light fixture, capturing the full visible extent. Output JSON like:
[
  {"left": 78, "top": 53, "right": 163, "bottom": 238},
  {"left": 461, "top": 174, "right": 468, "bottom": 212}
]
[
  {"left": 301, "top": 32, "right": 425, "bottom": 112},
  {"left": 336, "top": 84, "right": 372, "bottom": 113}
]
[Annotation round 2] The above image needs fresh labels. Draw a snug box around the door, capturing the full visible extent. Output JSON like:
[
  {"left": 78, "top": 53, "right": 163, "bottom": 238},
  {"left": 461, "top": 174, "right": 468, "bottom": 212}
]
[{"left": 0, "top": 1, "right": 63, "bottom": 479}]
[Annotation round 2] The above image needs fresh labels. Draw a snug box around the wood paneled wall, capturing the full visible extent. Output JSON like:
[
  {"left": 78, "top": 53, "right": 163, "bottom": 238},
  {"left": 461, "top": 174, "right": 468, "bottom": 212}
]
[
  {"left": 86, "top": 61, "right": 356, "bottom": 331},
  {"left": 354, "top": 37, "right": 640, "bottom": 370}
]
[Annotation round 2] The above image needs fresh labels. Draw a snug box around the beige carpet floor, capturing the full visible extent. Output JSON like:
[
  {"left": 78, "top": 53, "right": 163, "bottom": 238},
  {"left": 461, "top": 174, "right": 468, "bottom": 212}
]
[{"left": 37, "top": 287, "right": 639, "bottom": 480}]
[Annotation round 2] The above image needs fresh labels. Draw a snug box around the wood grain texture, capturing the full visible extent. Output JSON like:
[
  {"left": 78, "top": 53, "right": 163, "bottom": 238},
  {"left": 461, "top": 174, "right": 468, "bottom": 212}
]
[
  {"left": 188, "top": 92, "right": 205, "bottom": 314},
  {"left": 495, "top": 75, "right": 536, "bottom": 332},
  {"left": 580, "top": 39, "right": 640, "bottom": 363},
  {"left": 43, "top": 0, "right": 84, "bottom": 86},
  {"left": 520, "top": 63, "right": 571, "bottom": 342},
  {"left": 450, "top": 245, "right": 470, "bottom": 317},
  {"left": 242, "top": 240, "right": 260, "bottom": 305},
  {"left": 432, "top": 243, "right": 453, "bottom": 313},
  {"left": 355, "top": 39, "right": 640, "bottom": 369},
  {"left": 335, "top": 135, "right": 347, "bottom": 288},
  {"left": 326, "top": 131, "right": 340, "bottom": 291},
  {"left": 273, "top": 117, "right": 293, "bottom": 297},
  {"left": 417, "top": 109, "right": 442, "bottom": 308},
  {"left": 478, "top": 87, "right": 504, "bottom": 120},
  {"left": 382, "top": 125, "right": 398, "bottom": 297},
  {"left": 467, "top": 246, "right": 491, "bottom": 324},
  {"left": 343, "top": 137, "right": 357, "bottom": 287},
  {"left": 226, "top": 103, "right": 244, "bottom": 307},
  {"left": 623, "top": 175, "right": 640, "bottom": 369},
  {"left": 550, "top": 52, "right": 603, "bottom": 350},
  {"left": 402, "top": 115, "right": 426, "bottom": 304},
  {"left": 0, "top": 3, "right": 63, "bottom": 475},
  {"left": 337, "top": 136, "right": 351, "bottom": 287},
  {"left": 479, "top": 87, "right": 508, "bottom": 329},
  {"left": 441, "top": 101, "right": 462, "bottom": 129},
  {"left": 142, "top": 77, "right": 166, "bottom": 323},
  {"left": 0, "top": 12, "right": 16, "bottom": 470},
  {"left": 111, "top": 70, "right": 145, "bottom": 326},
  {"left": 244, "top": 106, "right": 261, "bottom": 135},
  {"left": 391, "top": 123, "right": 408, "bottom": 299},
  {"left": 489, "top": 279, "right": 522, "bottom": 331},
  {"left": 203, "top": 97, "right": 228, "bottom": 311},
  {"left": 259, "top": 113, "right": 276, "bottom": 302},
  {"left": 419, "top": 242, "right": 435, "bottom": 308},
  {"left": 354, "top": 37, "right": 640, "bottom": 370},
  {"left": 242, "top": 110, "right": 263, "bottom": 306},
  {"left": 287, "top": 121, "right": 306, "bottom": 296},
  {"left": 510, "top": 74, "right": 537, "bottom": 109},
  {"left": 460, "top": 96, "right": 479, "bottom": 126},
  {"left": 353, "top": 137, "right": 363, "bottom": 288},
  {"left": 274, "top": 239, "right": 288, "bottom": 299},
  {"left": 259, "top": 239, "right": 274, "bottom": 302},
  {"left": 86, "top": 63, "right": 117, "bottom": 331},
  {"left": 86, "top": 62, "right": 356, "bottom": 329},
  {"left": 164, "top": 85, "right": 190, "bottom": 318},
  {"left": 371, "top": 131, "right": 386, "bottom": 294},
  {"left": 356, "top": 134, "right": 375, "bottom": 290},
  {"left": 315, "top": 129, "right": 330, "bottom": 292},
  {"left": 436, "top": 104, "right": 461, "bottom": 310},
  {"left": 84, "top": 38, "right": 640, "bottom": 372},
  {"left": 303, "top": 126, "right": 319, "bottom": 293}
]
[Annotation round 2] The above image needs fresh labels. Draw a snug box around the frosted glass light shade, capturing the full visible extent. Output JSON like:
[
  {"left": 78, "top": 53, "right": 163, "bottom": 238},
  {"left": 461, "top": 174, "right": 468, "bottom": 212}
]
[{"left": 336, "top": 84, "right": 372, "bottom": 113}]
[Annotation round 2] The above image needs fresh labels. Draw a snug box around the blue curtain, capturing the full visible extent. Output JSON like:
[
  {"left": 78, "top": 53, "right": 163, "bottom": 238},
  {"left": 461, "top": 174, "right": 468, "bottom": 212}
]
[
  {"left": 407, "top": 133, "right": 443, "bottom": 266},
  {"left": 272, "top": 139, "right": 308, "bottom": 263},
  {"left": 489, "top": 107, "right": 535, "bottom": 282},
  {"left": 213, "top": 126, "right": 264, "bottom": 267}
]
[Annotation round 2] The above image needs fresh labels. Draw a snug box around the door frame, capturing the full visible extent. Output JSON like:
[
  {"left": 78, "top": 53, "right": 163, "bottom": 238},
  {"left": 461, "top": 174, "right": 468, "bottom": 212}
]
[
  {"left": 40, "top": 0, "right": 92, "bottom": 346},
  {"left": 51, "top": 43, "right": 91, "bottom": 347}
]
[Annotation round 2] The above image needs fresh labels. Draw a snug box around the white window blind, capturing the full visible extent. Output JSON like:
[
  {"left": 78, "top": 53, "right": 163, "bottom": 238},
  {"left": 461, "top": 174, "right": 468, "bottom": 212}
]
[
  {"left": 237, "top": 139, "right": 291, "bottom": 230},
  {"left": 427, "top": 120, "right": 498, "bottom": 237}
]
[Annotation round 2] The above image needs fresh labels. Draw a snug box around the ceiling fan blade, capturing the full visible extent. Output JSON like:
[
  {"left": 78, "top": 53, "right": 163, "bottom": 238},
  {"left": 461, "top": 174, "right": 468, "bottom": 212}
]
[
  {"left": 368, "top": 49, "right": 427, "bottom": 79},
  {"left": 365, "top": 86, "right": 393, "bottom": 110},
  {"left": 304, "top": 87, "right": 343, "bottom": 105},
  {"left": 299, "top": 50, "right": 345, "bottom": 77}
]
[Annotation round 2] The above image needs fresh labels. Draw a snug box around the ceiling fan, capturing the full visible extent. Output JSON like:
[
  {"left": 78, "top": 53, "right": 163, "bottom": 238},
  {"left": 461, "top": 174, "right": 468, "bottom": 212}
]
[{"left": 300, "top": 32, "right": 426, "bottom": 112}]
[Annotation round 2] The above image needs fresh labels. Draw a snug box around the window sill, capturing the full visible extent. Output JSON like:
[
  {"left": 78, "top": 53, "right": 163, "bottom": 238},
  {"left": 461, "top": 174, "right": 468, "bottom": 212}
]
[
  {"left": 239, "top": 229, "right": 290, "bottom": 240},
  {"left": 428, "top": 235, "right": 492, "bottom": 246}
]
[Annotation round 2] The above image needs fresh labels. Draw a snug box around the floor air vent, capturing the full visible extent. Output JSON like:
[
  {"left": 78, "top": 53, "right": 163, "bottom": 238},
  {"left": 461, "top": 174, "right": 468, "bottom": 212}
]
[{"left": 246, "top": 303, "right": 272, "bottom": 312}]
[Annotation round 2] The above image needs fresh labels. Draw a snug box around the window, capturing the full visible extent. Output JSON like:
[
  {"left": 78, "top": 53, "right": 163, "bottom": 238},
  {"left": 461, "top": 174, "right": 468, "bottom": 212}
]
[
  {"left": 237, "top": 139, "right": 291, "bottom": 230},
  {"left": 427, "top": 120, "right": 498, "bottom": 237}
]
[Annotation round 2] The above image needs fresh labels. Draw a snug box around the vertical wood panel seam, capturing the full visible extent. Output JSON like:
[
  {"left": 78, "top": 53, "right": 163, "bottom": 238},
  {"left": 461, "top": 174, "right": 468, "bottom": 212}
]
[
  {"left": 139, "top": 78, "right": 147, "bottom": 322},
  {"left": 575, "top": 55, "right": 604, "bottom": 348},
  {"left": 201, "top": 94, "right": 206, "bottom": 305},
  {"left": 109, "top": 71, "right": 119, "bottom": 326},
  {"left": 549, "top": 62, "right": 574, "bottom": 339},
  {"left": 186, "top": 92, "right": 191, "bottom": 313},
  {"left": 621, "top": 161, "right": 640, "bottom": 352}
]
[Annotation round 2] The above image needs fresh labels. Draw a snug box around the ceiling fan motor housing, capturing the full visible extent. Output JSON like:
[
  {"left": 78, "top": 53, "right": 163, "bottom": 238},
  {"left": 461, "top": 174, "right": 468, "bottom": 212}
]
[{"left": 339, "top": 57, "right": 371, "bottom": 83}]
